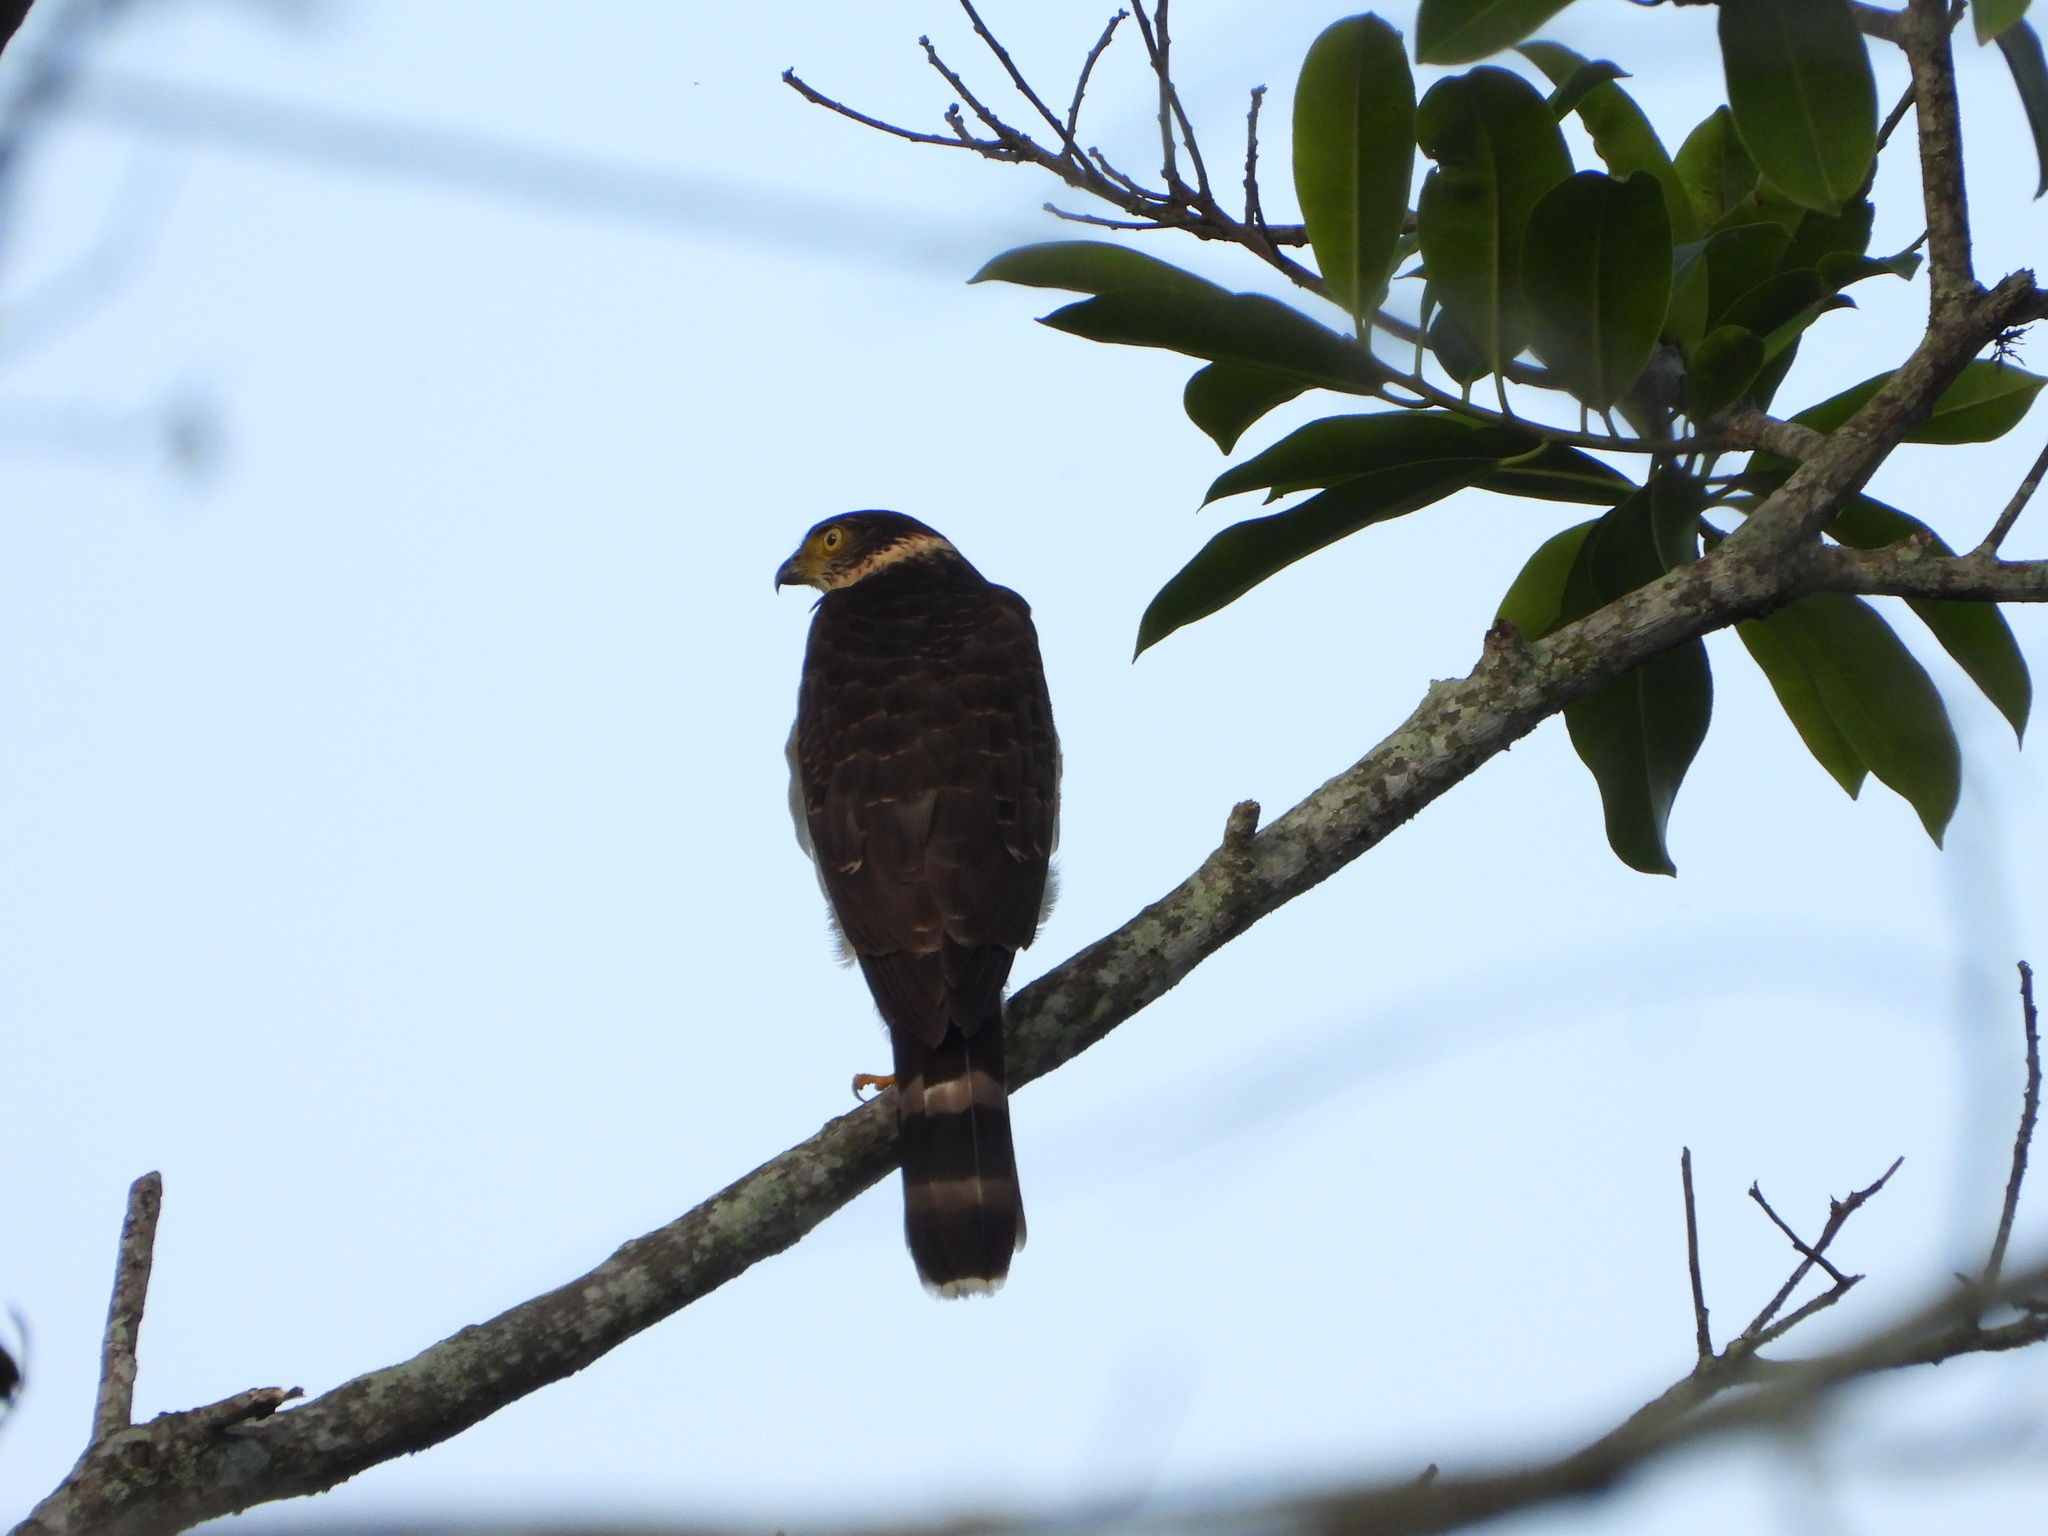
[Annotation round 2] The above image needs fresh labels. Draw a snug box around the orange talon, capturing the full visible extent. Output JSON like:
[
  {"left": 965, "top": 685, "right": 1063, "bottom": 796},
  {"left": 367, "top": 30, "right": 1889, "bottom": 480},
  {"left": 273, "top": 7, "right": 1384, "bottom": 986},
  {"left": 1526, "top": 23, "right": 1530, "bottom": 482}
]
[{"left": 852, "top": 1072, "right": 895, "bottom": 1101}]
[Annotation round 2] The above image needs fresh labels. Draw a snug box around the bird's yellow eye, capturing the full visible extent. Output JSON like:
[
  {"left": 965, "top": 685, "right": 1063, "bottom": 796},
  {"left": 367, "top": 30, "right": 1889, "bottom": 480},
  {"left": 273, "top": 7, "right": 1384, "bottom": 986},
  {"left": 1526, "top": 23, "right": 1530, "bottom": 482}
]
[{"left": 822, "top": 528, "right": 843, "bottom": 550}]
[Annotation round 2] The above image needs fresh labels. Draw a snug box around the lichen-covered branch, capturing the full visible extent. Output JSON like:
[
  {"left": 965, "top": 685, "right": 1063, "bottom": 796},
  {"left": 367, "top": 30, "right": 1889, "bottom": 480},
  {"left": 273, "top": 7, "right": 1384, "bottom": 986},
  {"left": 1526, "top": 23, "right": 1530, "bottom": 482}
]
[{"left": 1905, "top": 0, "right": 1974, "bottom": 313}]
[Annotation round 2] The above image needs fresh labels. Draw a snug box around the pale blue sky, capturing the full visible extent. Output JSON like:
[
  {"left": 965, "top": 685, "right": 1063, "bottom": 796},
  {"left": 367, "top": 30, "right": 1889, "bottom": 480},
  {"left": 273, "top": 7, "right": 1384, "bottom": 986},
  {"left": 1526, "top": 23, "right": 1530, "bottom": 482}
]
[{"left": 2, "top": 2, "right": 2047, "bottom": 1531}]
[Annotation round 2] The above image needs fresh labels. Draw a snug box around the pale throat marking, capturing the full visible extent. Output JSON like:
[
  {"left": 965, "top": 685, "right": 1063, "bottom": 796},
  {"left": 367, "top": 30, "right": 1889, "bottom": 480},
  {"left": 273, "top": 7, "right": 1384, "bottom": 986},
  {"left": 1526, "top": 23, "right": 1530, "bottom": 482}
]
[{"left": 820, "top": 532, "right": 956, "bottom": 590}]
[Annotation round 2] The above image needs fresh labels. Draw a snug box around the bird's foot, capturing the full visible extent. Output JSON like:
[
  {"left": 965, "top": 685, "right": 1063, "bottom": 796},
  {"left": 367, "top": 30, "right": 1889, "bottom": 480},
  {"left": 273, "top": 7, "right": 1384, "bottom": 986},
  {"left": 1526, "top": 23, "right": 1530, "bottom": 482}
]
[{"left": 851, "top": 1072, "right": 895, "bottom": 1101}]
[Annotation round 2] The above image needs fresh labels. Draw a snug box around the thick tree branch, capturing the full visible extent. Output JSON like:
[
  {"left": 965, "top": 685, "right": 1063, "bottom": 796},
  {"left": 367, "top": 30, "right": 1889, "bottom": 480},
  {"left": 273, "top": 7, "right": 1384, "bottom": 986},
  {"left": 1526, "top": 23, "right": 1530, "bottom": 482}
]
[{"left": 1905, "top": 0, "right": 1974, "bottom": 312}]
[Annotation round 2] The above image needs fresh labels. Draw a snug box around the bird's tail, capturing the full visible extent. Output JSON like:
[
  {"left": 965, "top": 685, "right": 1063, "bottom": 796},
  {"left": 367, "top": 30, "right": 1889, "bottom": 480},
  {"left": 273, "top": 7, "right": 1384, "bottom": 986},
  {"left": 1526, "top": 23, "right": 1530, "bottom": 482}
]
[{"left": 892, "top": 1016, "right": 1025, "bottom": 1297}]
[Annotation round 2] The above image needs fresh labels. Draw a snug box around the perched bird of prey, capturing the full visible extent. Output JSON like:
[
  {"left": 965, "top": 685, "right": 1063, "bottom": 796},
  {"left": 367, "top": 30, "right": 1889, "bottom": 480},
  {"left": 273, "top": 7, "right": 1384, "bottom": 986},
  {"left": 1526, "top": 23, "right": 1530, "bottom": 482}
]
[{"left": 777, "top": 512, "right": 1059, "bottom": 1296}]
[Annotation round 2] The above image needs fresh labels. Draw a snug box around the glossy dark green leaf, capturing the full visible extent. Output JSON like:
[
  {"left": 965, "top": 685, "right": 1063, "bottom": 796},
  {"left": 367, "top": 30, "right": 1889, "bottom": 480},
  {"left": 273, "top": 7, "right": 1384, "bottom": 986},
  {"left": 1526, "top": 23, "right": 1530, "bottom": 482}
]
[
  {"left": 1723, "top": 484, "right": 2033, "bottom": 740},
  {"left": 1996, "top": 20, "right": 2048, "bottom": 198},
  {"left": 1749, "top": 334, "right": 1800, "bottom": 409},
  {"left": 1979, "top": 0, "right": 2033, "bottom": 45},
  {"left": 1748, "top": 594, "right": 1960, "bottom": 841},
  {"left": 1818, "top": 247, "right": 1922, "bottom": 290},
  {"left": 1737, "top": 612, "right": 1868, "bottom": 795},
  {"left": 1416, "top": 67, "right": 1574, "bottom": 375},
  {"left": 1521, "top": 171, "right": 1673, "bottom": 409},
  {"left": 1718, "top": 0, "right": 1877, "bottom": 213},
  {"left": 1293, "top": 15, "right": 1416, "bottom": 322},
  {"left": 1539, "top": 58, "right": 1627, "bottom": 120},
  {"left": 970, "top": 240, "right": 1227, "bottom": 298},
  {"left": 1496, "top": 518, "right": 1597, "bottom": 637},
  {"left": 1041, "top": 290, "right": 1385, "bottom": 393},
  {"left": 1183, "top": 363, "right": 1310, "bottom": 453},
  {"left": 1674, "top": 106, "right": 1758, "bottom": 231},
  {"left": 1790, "top": 359, "right": 2047, "bottom": 442},
  {"left": 1478, "top": 442, "right": 1638, "bottom": 503},
  {"left": 1519, "top": 41, "right": 1700, "bottom": 241},
  {"left": 1137, "top": 459, "right": 1493, "bottom": 653},
  {"left": 1416, "top": 0, "right": 1577, "bottom": 64},
  {"left": 1428, "top": 305, "right": 1490, "bottom": 383},
  {"left": 1720, "top": 268, "right": 1826, "bottom": 341},
  {"left": 1703, "top": 223, "right": 1790, "bottom": 328},
  {"left": 1663, "top": 239, "right": 1711, "bottom": 347},
  {"left": 1204, "top": 410, "right": 1535, "bottom": 502},
  {"left": 1556, "top": 472, "right": 1711, "bottom": 874},
  {"left": 1825, "top": 498, "right": 2032, "bottom": 737},
  {"left": 1778, "top": 197, "right": 1874, "bottom": 274},
  {"left": 1683, "top": 324, "right": 1765, "bottom": 420}
]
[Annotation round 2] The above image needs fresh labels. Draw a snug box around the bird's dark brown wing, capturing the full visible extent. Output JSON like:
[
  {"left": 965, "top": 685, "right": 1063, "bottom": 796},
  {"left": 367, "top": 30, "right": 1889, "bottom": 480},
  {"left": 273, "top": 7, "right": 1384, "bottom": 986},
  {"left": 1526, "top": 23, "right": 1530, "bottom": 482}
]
[
  {"left": 791, "top": 557, "right": 1056, "bottom": 1294},
  {"left": 795, "top": 576, "right": 1056, "bottom": 1043}
]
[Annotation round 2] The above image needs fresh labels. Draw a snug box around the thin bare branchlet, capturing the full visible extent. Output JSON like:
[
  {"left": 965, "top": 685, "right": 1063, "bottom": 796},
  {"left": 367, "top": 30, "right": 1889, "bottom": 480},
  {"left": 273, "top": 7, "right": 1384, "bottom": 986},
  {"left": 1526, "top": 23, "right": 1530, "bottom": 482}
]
[
  {"left": 1066, "top": 9, "right": 1127, "bottom": 147},
  {"left": 1681, "top": 1148, "right": 1713, "bottom": 1359},
  {"left": 1877, "top": 81, "right": 1918, "bottom": 153},
  {"left": 1980, "top": 436, "right": 2048, "bottom": 552},
  {"left": 1986, "top": 961, "right": 2043, "bottom": 1288},
  {"left": 1244, "top": 84, "right": 1267, "bottom": 230}
]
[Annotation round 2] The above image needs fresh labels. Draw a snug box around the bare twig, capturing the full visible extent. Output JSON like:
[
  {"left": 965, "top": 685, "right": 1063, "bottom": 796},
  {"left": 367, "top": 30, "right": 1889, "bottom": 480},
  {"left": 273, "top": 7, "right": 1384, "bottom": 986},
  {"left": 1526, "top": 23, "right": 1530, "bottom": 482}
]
[
  {"left": 91, "top": 1172, "right": 161, "bottom": 1446},
  {"left": 957, "top": 0, "right": 1078, "bottom": 158},
  {"left": 1877, "top": 82, "right": 1917, "bottom": 152},
  {"left": 1681, "top": 1149, "right": 1713, "bottom": 1359},
  {"left": 1986, "top": 961, "right": 2043, "bottom": 1289},
  {"left": 1243, "top": 85, "right": 1267, "bottom": 229},
  {"left": 1734, "top": 1160, "right": 1901, "bottom": 1352},
  {"left": 1064, "top": 9, "right": 1126, "bottom": 147},
  {"left": 1978, "top": 437, "right": 2048, "bottom": 553},
  {"left": 779, "top": 69, "right": 973, "bottom": 151},
  {"left": 1747, "top": 1184, "right": 1850, "bottom": 1287}
]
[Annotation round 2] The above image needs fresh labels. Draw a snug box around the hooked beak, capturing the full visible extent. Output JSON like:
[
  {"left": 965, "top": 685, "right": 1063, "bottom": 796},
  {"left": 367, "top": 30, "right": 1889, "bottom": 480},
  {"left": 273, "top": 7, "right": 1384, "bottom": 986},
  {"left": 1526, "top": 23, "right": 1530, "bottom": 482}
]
[{"left": 774, "top": 553, "right": 806, "bottom": 591}]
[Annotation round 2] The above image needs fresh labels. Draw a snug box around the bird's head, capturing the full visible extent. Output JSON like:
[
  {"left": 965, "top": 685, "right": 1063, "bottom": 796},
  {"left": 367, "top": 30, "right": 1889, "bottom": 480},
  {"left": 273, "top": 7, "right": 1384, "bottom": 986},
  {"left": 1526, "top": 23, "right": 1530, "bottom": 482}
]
[{"left": 775, "top": 511, "right": 956, "bottom": 592}]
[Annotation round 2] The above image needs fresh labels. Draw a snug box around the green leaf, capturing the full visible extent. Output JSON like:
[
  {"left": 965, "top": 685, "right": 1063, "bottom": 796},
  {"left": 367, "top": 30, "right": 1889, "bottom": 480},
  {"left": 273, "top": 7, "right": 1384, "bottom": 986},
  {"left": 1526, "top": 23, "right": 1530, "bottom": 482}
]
[
  {"left": 1979, "top": 0, "right": 2033, "bottom": 45},
  {"left": 1183, "top": 363, "right": 1310, "bottom": 453},
  {"left": 1496, "top": 518, "right": 1596, "bottom": 637},
  {"left": 1791, "top": 359, "right": 2047, "bottom": 442},
  {"left": 1718, "top": 0, "right": 1877, "bottom": 214},
  {"left": 1723, "top": 486, "right": 2033, "bottom": 740},
  {"left": 1703, "top": 223, "right": 1791, "bottom": 329},
  {"left": 1428, "top": 305, "right": 1490, "bottom": 383},
  {"left": 1521, "top": 170, "right": 1673, "bottom": 410},
  {"left": 1737, "top": 611, "right": 1868, "bottom": 795},
  {"left": 1519, "top": 41, "right": 1701, "bottom": 241},
  {"left": 1293, "top": 15, "right": 1417, "bottom": 322},
  {"left": 1818, "top": 247, "right": 1923, "bottom": 290},
  {"left": 1136, "top": 459, "right": 1493, "bottom": 653},
  {"left": 1416, "top": 67, "right": 1574, "bottom": 376},
  {"left": 1416, "top": 0, "right": 1577, "bottom": 64},
  {"left": 1909, "top": 599, "right": 2033, "bottom": 739},
  {"left": 1557, "top": 472, "right": 1711, "bottom": 874},
  {"left": 1539, "top": 58, "right": 1627, "bottom": 121},
  {"left": 1824, "top": 498, "right": 2033, "bottom": 738},
  {"left": 1746, "top": 594, "right": 1961, "bottom": 841},
  {"left": 1719, "top": 268, "right": 1826, "bottom": 341},
  {"left": 1996, "top": 20, "right": 2048, "bottom": 198},
  {"left": 970, "top": 241, "right": 1227, "bottom": 298},
  {"left": 1041, "top": 289, "right": 1385, "bottom": 392},
  {"left": 1204, "top": 411, "right": 1535, "bottom": 502},
  {"left": 1684, "top": 324, "right": 1765, "bottom": 420},
  {"left": 1477, "top": 442, "right": 1638, "bottom": 503},
  {"left": 1674, "top": 106, "right": 1758, "bottom": 232},
  {"left": 1663, "top": 239, "right": 1711, "bottom": 347},
  {"left": 1778, "top": 197, "right": 1874, "bottom": 274}
]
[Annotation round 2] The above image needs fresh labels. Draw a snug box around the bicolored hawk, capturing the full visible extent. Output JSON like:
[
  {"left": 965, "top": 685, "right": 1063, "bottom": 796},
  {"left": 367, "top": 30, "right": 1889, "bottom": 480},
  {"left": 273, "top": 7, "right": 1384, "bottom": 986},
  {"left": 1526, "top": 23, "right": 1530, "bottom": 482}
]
[{"left": 776, "top": 511, "right": 1059, "bottom": 1296}]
